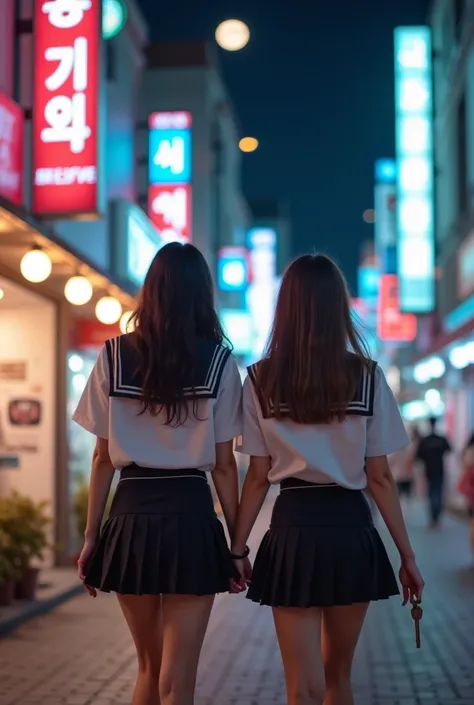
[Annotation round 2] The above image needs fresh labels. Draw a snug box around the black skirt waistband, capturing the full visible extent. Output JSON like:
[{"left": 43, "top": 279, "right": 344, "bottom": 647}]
[
  {"left": 280, "top": 478, "right": 338, "bottom": 491},
  {"left": 119, "top": 465, "right": 207, "bottom": 482}
]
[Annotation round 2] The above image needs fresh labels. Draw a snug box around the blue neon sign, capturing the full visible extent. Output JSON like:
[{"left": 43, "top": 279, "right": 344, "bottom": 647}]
[
  {"left": 217, "top": 247, "right": 248, "bottom": 292},
  {"left": 149, "top": 129, "right": 192, "bottom": 184},
  {"left": 394, "top": 26, "right": 434, "bottom": 313}
]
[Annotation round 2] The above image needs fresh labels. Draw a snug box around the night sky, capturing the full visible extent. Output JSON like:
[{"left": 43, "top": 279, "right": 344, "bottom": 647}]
[{"left": 137, "top": 0, "right": 429, "bottom": 291}]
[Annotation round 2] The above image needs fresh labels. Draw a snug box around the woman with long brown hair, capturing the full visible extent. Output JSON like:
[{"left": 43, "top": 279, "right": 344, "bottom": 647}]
[
  {"left": 232, "top": 254, "right": 424, "bottom": 705},
  {"left": 73, "top": 243, "right": 245, "bottom": 705}
]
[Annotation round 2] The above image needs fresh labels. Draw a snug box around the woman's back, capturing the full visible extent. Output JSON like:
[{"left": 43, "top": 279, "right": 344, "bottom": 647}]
[{"left": 74, "top": 332, "right": 242, "bottom": 472}]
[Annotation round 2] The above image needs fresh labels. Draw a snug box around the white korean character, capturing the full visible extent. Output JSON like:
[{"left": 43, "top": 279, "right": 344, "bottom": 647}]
[
  {"left": 45, "top": 37, "right": 88, "bottom": 92},
  {"left": 42, "top": 0, "right": 92, "bottom": 29},
  {"left": 153, "top": 137, "right": 185, "bottom": 175},
  {"left": 41, "top": 93, "right": 91, "bottom": 154},
  {"left": 152, "top": 188, "right": 187, "bottom": 231}
]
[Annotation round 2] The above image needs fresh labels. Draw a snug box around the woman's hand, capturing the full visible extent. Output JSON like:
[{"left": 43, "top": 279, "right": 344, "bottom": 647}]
[
  {"left": 229, "top": 557, "right": 252, "bottom": 594},
  {"left": 77, "top": 539, "right": 97, "bottom": 598},
  {"left": 399, "top": 556, "right": 424, "bottom": 606}
]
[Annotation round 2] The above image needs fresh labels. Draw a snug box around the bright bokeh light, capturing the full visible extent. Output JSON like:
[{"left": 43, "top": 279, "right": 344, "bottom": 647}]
[
  {"left": 103, "top": 0, "right": 127, "bottom": 40},
  {"left": 362, "top": 209, "right": 376, "bottom": 224},
  {"left": 400, "top": 240, "right": 432, "bottom": 277},
  {"left": 400, "top": 77, "right": 430, "bottom": 112},
  {"left": 64, "top": 276, "right": 93, "bottom": 306},
  {"left": 399, "top": 116, "right": 430, "bottom": 154},
  {"left": 400, "top": 197, "right": 431, "bottom": 232},
  {"left": 399, "top": 157, "right": 431, "bottom": 191},
  {"left": 95, "top": 296, "right": 122, "bottom": 325},
  {"left": 215, "top": 19, "right": 250, "bottom": 51},
  {"left": 239, "top": 137, "right": 258, "bottom": 153},
  {"left": 20, "top": 248, "right": 52, "bottom": 283},
  {"left": 413, "top": 356, "right": 445, "bottom": 384},
  {"left": 68, "top": 354, "right": 84, "bottom": 373}
]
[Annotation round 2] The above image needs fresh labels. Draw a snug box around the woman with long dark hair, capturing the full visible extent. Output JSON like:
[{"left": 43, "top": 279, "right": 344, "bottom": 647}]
[
  {"left": 232, "top": 254, "right": 424, "bottom": 705},
  {"left": 73, "top": 243, "right": 244, "bottom": 705}
]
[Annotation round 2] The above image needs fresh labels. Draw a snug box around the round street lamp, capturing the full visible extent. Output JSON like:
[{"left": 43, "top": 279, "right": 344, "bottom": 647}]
[
  {"left": 215, "top": 19, "right": 250, "bottom": 52},
  {"left": 239, "top": 137, "right": 259, "bottom": 153}
]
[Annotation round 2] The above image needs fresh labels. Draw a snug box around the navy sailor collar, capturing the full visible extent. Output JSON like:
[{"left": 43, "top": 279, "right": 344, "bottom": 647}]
[
  {"left": 247, "top": 356, "right": 377, "bottom": 418},
  {"left": 105, "top": 334, "right": 231, "bottom": 401}
]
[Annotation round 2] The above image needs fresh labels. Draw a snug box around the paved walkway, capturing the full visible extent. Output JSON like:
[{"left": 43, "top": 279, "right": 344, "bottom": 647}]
[{"left": 0, "top": 494, "right": 473, "bottom": 705}]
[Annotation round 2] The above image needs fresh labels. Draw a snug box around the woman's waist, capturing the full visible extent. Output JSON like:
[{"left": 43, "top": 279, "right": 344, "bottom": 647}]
[
  {"left": 110, "top": 465, "right": 214, "bottom": 516},
  {"left": 272, "top": 478, "right": 374, "bottom": 527},
  {"left": 119, "top": 465, "right": 207, "bottom": 482}
]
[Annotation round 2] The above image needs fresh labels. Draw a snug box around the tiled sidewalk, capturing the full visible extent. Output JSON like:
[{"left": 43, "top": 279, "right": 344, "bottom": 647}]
[{"left": 0, "top": 494, "right": 473, "bottom": 705}]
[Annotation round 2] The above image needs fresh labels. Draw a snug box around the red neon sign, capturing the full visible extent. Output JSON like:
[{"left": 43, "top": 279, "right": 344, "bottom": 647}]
[
  {"left": 148, "top": 184, "right": 192, "bottom": 243},
  {"left": 0, "top": 91, "right": 24, "bottom": 207},
  {"left": 377, "top": 274, "right": 417, "bottom": 342},
  {"left": 32, "top": 0, "right": 101, "bottom": 218}
]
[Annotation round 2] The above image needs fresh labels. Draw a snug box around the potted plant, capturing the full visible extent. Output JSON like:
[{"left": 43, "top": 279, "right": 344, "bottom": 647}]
[
  {"left": 0, "top": 492, "right": 51, "bottom": 601},
  {"left": 0, "top": 529, "right": 16, "bottom": 607}
]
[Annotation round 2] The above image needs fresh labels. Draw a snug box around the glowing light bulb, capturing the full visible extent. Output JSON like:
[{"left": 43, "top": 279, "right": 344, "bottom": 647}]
[
  {"left": 215, "top": 19, "right": 250, "bottom": 51},
  {"left": 64, "top": 276, "right": 93, "bottom": 306},
  {"left": 20, "top": 248, "right": 52, "bottom": 283},
  {"left": 95, "top": 296, "right": 122, "bottom": 325}
]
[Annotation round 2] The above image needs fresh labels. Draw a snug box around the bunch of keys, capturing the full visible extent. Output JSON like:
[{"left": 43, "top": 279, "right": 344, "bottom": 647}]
[{"left": 411, "top": 600, "right": 423, "bottom": 648}]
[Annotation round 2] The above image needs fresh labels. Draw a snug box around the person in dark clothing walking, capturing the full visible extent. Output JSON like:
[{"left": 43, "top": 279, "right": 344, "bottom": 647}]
[{"left": 416, "top": 417, "right": 451, "bottom": 528}]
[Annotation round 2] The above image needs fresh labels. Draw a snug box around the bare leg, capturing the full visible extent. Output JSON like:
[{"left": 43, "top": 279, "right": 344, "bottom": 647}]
[
  {"left": 322, "top": 603, "right": 369, "bottom": 705},
  {"left": 117, "top": 594, "right": 163, "bottom": 705},
  {"left": 273, "top": 607, "right": 324, "bottom": 705},
  {"left": 159, "top": 594, "right": 215, "bottom": 705}
]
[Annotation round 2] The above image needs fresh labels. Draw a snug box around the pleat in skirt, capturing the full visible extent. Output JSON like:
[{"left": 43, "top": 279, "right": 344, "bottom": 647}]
[
  {"left": 84, "top": 466, "right": 239, "bottom": 595},
  {"left": 247, "top": 478, "right": 400, "bottom": 608}
]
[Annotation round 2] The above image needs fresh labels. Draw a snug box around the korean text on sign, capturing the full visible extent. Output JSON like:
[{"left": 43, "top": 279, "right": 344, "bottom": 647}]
[{"left": 33, "top": 0, "right": 101, "bottom": 217}]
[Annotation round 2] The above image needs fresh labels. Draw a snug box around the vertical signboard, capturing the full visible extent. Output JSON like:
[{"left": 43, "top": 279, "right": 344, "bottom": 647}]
[
  {"left": 246, "top": 228, "right": 277, "bottom": 359},
  {"left": 32, "top": 0, "right": 102, "bottom": 218},
  {"left": 0, "top": 92, "right": 24, "bottom": 207},
  {"left": 374, "top": 158, "right": 397, "bottom": 275},
  {"left": 377, "top": 274, "right": 417, "bottom": 342},
  {"left": 394, "top": 26, "right": 434, "bottom": 313},
  {"left": 148, "top": 111, "right": 192, "bottom": 243}
]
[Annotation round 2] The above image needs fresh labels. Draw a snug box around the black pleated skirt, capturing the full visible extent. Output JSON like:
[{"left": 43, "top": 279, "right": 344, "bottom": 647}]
[
  {"left": 84, "top": 466, "right": 239, "bottom": 596},
  {"left": 247, "top": 479, "right": 399, "bottom": 608}
]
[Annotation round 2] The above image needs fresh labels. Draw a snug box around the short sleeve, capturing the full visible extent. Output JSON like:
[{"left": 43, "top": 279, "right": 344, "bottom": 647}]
[
  {"left": 366, "top": 366, "right": 410, "bottom": 457},
  {"left": 72, "top": 346, "right": 110, "bottom": 438},
  {"left": 213, "top": 354, "right": 243, "bottom": 443},
  {"left": 235, "top": 376, "right": 270, "bottom": 457}
]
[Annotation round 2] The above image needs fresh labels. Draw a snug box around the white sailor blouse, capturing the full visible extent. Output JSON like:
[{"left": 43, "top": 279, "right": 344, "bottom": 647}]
[
  {"left": 236, "top": 357, "right": 409, "bottom": 488},
  {"left": 73, "top": 334, "right": 243, "bottom": 472}
]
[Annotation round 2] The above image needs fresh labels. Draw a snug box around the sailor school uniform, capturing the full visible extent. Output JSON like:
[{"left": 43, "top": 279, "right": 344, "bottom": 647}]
[
  {"left": 73, "top": 333, "right": 243, "bottom": 596},
  {"left": 236, "top": 356, "right": 410, "bottom": 608}
]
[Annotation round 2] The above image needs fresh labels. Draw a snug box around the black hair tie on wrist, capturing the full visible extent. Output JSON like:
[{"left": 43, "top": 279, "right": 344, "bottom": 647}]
[{"left": 231, "top": 546, "right": 250, "bottom": 560}]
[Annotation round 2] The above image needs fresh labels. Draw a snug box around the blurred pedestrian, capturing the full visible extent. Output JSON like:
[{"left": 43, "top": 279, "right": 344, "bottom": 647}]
[
  {"left": 458, "top": 432, "right": 474, "bottom": 551},
  {"left": 73, "top": 243, "right": 245, "bottom": 705},
  {"left": 416, "top": 416, "right": 452, "bottom": 529},
  {"left": 232, "top": 254, "right": 424, "bottom": 705},
  {"left": 389, "top": 425, "right": 421, "bottom": 514}
]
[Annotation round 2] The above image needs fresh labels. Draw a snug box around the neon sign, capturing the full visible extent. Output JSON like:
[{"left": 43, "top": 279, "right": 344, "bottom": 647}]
[
  {"left": 32, "top": 0, "right": 102, "bottom": 218},
  {"left": 0, "top": 91, "right": 24, "bottom": 206},
  {"left": 148, "top": 111, "right": 192, "bottom": 242},
  {"left": 394, "top": 26, "right": 434, "bottom": 313}
]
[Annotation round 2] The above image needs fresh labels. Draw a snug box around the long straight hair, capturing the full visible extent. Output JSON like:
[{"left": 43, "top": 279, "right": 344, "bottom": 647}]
[
  {"left": 129, "top": 242, "right": 229, "bottom": 425},
  {"left": 256, "top": 254, "right": 371, "bottom": 424}
]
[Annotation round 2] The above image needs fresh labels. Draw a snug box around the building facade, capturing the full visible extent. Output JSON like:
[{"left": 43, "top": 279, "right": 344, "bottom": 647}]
[
  {"left": 137, "top": 41, "right": 249, "bottom": 276},
  {"left": 397, "top": 1, "right": 474, "bottom": 507},
  {"left": 0, "top": 0, "right": 160, "bottom": 563}
]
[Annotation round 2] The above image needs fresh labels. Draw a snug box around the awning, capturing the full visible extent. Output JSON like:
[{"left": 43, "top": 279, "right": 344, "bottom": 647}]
[{"left": 0, "top": 195, "right": 137, "bottom": 319}]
